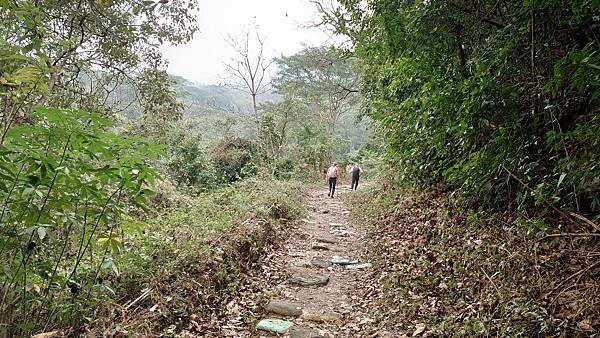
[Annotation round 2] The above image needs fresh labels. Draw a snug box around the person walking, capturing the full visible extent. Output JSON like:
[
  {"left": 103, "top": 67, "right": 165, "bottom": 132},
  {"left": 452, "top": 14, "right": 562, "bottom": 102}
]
[
  {"left": 326, "top": 162, "right": 340, "bottom": 198},
  {"left": 351, "top": 163, "right": 361, "bottom": 191}
]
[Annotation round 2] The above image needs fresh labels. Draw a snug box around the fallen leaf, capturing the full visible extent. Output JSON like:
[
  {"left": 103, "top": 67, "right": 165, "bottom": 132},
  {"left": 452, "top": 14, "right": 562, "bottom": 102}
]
[{"left": 412, "top": 323, "right": 425, "bottom": 337}]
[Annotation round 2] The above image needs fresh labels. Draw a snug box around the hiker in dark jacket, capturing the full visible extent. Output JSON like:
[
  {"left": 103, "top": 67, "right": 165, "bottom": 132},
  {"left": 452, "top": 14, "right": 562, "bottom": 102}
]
[{"left": 351, "top": 163, "right": 361, "bottom": 191}]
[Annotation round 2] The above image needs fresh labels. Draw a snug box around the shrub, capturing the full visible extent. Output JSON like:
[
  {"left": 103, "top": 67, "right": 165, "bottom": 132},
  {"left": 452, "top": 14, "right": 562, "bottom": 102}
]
[
  {"left": 208, "top": 137, "right": 256, "bottom": 184},
  {"left": 0, "top": 108, "right": 160, "bottom": 335},
  {"left": 167, "top": 129, "right": 216, "bottom": 192}
]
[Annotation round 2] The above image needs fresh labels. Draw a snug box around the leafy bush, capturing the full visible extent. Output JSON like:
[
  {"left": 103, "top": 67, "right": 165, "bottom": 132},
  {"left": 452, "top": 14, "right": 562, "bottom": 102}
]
[
  {"left": 89, "top": 178, "right": 305, "bottom": 335},
  {"left": 166, "top": 128, "right": 216, "bottom": 192},
  {"left": 0, "top": 108, "right": 160, "bottom": 336},
  {"left": 208, "top": 136, "right": 256, "bottom": 184},
  {"left": 326, "top": 0, "right": 600, "bottom": 215},
  {"left": 272, "top": 157, "right": 297, "bottom": 180}
]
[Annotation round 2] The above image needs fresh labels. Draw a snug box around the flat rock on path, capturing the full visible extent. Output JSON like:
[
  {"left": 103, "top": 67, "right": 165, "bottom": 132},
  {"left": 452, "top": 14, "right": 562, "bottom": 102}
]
[
  {"left": 331, "top": 255, "right": 358, "bottom": 265},
  {"left": 301, "top": 311, "right": 343, "bottom": 323},
  {"left": 266, "top": 299, "right": 303, "bottom": 317},
  {"left": 311, "top": 259, "right": 332, "bottom": 269},
  {"left": 316, "top": 237, "right": 337, "bottom": 244},
  {"left": 311, "top": 244, "right": 330, "bottom": 250},
  {"left": 256, "top": 319, "right": 294, "bottom": 334},
  {"left": 288, "top": 326, "right": 326, "bottom": 338},
  {"left": 289, "top": 274, "right": 330, "bottom": 287}
]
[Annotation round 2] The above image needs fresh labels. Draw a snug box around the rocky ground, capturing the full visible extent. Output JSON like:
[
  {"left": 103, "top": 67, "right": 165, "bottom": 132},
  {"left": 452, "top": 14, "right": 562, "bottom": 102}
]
[{"left": 220, "top": 185, "right": 394, "bottom": 337}]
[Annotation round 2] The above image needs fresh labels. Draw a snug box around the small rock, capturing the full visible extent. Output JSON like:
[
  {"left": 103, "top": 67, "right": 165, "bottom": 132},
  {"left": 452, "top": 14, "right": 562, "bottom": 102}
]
[
  {"left": 266, "top": 300, "right": 302, "bottom": 317},
  {"left": 331, "top": 229, "right": 354, "bottom": 237},
  {"left": 302, "top": 219, "right": 316, "bottom": 224},
  {"left": 311, "top": 259, "right": 332, "bottom": 268},
  {"left": 256, "top": 319, "right": 294, "bottom": 334},
  {"left": 331, "top": 255, "right": 358, "bottom": 265},
  {"left": 316, "top": 237, "right": 337, "bottom": 244},
  {"left": 346, "top": 262, "right": 372, "bottom": 270},
  {"left": 329, "top": 222, "right": 343, "bottom": 227},
  {"left": 301, "top": 311, "right": 342, "bottom": 323},
  {"left": 311, "top": 244, "right": 330, "bottom": 250},
  {"left": 290, "top": 252, "right": 307, "bottom": 257},
  {"left": 289, "top": 274, "right": 329, "bottom": 286}
]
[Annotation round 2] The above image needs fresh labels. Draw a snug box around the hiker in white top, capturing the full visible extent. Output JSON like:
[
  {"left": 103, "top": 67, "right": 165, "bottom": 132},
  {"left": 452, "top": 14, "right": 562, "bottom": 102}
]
[{"left": 326, "top": 162, "right": 340, "bottom": 198}]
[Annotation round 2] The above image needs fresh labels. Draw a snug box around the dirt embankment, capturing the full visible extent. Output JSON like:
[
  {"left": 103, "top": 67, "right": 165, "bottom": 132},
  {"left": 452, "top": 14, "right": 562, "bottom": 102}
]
[{"left": 348, "top": 186, "right": 599, "bottom": 337}]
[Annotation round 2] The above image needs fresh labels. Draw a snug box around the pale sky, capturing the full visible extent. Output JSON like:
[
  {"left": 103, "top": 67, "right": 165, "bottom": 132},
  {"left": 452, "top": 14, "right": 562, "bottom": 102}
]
[{"left": 160, "top": 0, "right": 334, "bottom": 85}]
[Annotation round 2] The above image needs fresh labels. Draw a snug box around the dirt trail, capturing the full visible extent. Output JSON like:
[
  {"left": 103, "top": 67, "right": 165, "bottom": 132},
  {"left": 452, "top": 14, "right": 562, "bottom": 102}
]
[{"left": 247, "top": 186, "right": 382, "bottom": 338}]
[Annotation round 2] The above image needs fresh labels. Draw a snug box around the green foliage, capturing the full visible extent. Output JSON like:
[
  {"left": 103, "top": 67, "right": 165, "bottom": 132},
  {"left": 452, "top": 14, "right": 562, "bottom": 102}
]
[
  {"left": 0, "top": 0, "right": 198, "bottom": 115},
  {"left": 166, "top": 126, "right": 216, "bottom": 192},
  {"left": 294, "top": 123, "right": 335, "bottom": 173},
  {"left": 326, "top": 0, "right": 600, "bottom": 213},
  {"left": 272, "top": 157, "right": 297, "bottom": 180},
  {"left": 208, "top": 137, "right": 257, "bottom": 184},
  {"left": 274, "top": 46, "right": 359, "bottom": 134},
  {"left": 137, "top": 68, "right": 184, "bottom": 142},
  {"left": 0, "top": 107, "right": 161, "bottom": 335},
  {"left": 259, "top": 99, "right": 299, "bottom": 160}
]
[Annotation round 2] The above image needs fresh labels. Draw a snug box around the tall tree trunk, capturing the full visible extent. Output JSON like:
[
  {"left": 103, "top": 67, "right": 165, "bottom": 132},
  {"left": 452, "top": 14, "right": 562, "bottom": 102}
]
[
  {"left": 449, "top": 20, "right": 467, "bottom": 77},
  {"left": 252, "top": 93, "right": 261, "bottom": 148}
]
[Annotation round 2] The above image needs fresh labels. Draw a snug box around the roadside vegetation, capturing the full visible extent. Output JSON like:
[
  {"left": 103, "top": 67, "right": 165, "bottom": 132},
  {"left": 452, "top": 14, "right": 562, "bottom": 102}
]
[
  {"left": 327, "top": 0, "right": 600, "bottom": 336},
  {"left": 0, "top": 1, "right": 363, "bottom": 336}
]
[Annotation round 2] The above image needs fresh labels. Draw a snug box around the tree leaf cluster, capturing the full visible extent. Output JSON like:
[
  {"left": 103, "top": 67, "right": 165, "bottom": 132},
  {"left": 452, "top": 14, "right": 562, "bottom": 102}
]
[{"left": 323, "top": 0, "right": 600, "bottom": 213}]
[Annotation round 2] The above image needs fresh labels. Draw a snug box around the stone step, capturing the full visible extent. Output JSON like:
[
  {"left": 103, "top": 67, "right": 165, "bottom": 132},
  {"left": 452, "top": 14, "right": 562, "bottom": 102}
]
[
  {"left": 331, "top": 255, "right": 358, "bottom": 265},
  {"left": 316, "top": 237, "right": 337, "bottom": 244},
  {"left": 301, "top": 311, "right": 343, "bottom": 323},
  {"left": 311, "top": 259, "right": 332, "bottom": 269},
  {"left": 288, "top": 326, "right": 326, "bottom": 338},
  {"left": 265, "top": 299, "right": 303, "bottom": 317},
  {"left": 256, "top": 318, "right": 294, "bottom": 334},
  {"left": 346, "top": 262, "right": 372, "bottom": 270},
  {"left": 289, "top": 273, "right": 330, "bottom": 286}
]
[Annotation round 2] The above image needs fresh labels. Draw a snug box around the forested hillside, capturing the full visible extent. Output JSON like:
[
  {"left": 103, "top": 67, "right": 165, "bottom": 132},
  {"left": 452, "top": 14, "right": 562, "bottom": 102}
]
[{"left": 0, "top": 0, "right": 598, "bottom": 337}]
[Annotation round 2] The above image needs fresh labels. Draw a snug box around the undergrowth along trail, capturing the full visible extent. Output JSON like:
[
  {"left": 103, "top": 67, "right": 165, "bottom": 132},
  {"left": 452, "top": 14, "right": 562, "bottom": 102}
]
[{"left": 347, "top": 184, "right": 599, "bottom": 337}]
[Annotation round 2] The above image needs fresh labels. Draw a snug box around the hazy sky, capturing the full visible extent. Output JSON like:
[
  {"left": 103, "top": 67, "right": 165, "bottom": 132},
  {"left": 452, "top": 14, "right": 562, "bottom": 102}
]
[{"left": 160, "top": 0, "right": 334, "bottom": 85}]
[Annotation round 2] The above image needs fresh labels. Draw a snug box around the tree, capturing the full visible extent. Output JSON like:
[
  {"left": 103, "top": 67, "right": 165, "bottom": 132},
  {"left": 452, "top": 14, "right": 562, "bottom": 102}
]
[
  {"left": 0, "top": 0, "right": 198, "bottom": 125},
  {"left": 223, "top": 27, "right": 273, "bottom": 147},
  {"left": 259, "top": 99, "right": 300, "bottom": 160},
  {"left": 137, "top": 68, "right": 184, "bottom": 142},
  {"left": 0, "top": 1, "right": 197, "bottom": 334},
  {"left": 314, "top": 0, "right": 600, "bottom": 212},
  {"left": 274, "top": 46, "right": 359, "bottom": 135}
]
